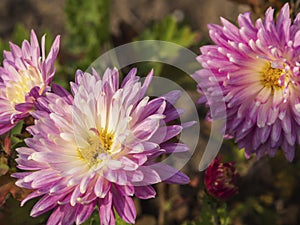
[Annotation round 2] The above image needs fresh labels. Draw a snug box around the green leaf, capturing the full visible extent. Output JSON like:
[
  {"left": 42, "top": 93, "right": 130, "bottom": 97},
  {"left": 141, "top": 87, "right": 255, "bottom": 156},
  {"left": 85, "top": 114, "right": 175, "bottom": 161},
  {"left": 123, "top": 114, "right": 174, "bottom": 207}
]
[
  {"left": 0, "top": 160, "right": 9, "bottom": 176},
  {"left": 115, "top": 212, "right": 131, "bottom": 225},
  {"left": 81, "top": 208, "right": 131, "bottom": 225},
  {"left": 81, "top": 209, "right": 100, "bottom": 225}
]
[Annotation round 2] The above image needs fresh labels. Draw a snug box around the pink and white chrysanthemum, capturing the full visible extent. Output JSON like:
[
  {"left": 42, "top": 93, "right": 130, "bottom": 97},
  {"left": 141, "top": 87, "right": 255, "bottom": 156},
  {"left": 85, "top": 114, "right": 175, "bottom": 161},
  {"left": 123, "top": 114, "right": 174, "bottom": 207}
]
[
  {"left": 0, "top": 30, "right": 60, "bottom": 134},
  {"left": 13, "top": 68, "right": 190, "bottom": 225},
  {"left": 193, "top": 3, "right": 300, "bottom": 161}
]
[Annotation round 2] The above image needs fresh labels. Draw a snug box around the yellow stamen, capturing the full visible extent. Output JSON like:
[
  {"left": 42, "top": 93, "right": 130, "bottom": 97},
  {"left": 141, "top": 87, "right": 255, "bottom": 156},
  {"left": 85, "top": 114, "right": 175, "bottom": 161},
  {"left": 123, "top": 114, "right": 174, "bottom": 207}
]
[
  {"left": 6, "top": 66, "right": 44, "bottom": 106},
  {"left": 260, "top": 62, "right": 284, "bottom": 90},
  {"left": 78, "top": 128, "right": 114, "bottom": 167}
]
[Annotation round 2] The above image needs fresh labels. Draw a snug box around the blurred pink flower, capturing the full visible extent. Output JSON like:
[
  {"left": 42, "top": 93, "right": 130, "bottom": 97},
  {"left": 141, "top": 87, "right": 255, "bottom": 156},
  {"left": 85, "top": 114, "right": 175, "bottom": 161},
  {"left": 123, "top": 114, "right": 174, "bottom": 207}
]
[
  {"left": 13, "top": 68, "right": 190, "bottom": 225},
  {"left": 204, "top": 157, "right": 239, "bottom": 201},
  {"left": 0, "top": 30, "right": 60, "bottom": 134},
  {"left": 193, "top": 3, "right": 300, "bottom": 161}
]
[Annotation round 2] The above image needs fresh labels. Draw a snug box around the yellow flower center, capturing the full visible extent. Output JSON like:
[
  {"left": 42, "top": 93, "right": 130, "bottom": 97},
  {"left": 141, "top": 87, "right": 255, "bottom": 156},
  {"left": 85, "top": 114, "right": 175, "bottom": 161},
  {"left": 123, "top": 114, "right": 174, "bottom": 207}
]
[
  {"left": 6, "top": 66, "right": 44, "bottom": 106},
  {"left": 260, "top": 62, "right": 285, "bottom": 90},
  {"left": 78, "top": 128, "right": 114, "bottom": 167}
]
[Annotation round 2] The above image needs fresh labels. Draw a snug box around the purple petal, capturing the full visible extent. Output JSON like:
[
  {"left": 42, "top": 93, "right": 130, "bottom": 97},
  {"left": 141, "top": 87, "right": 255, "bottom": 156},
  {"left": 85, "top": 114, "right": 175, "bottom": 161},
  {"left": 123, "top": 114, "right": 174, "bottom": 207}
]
[
  {"left": 98, "top": 191, "right": 114, "bottom": 225},
  {"left": 134, "top": 185, "right": 156, "bottom": 199},
  {"left": 113, "top": 191, "right": 136, "bottom": 224}
]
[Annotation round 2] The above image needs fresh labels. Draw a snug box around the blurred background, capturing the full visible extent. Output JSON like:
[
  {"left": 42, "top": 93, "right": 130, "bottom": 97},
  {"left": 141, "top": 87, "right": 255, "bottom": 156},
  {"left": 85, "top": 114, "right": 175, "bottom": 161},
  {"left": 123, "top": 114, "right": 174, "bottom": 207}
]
[{"left": 1, "top": 0, "right": 300, "bottom": 225}]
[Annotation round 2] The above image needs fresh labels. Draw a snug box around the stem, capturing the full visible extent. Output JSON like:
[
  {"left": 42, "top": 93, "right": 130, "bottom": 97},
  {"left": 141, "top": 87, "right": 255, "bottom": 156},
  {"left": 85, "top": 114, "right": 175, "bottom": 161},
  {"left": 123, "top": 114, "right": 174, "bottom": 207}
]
[
  {"left": 208, "top": 198, "right": 221, "bottom": 225},
  {"left": 157, "top": 182, "right": 166, "bottom": 225},
  {"left": 212, "top": 208, "right": 221, "bottom": 225}
]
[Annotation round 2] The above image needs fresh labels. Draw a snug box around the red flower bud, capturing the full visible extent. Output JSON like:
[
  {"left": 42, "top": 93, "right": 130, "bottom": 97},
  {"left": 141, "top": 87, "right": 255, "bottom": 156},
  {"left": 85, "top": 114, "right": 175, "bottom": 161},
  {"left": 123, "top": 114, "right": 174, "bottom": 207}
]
[{"left": 204, "top": 157, "right": 239, "bottom": 201}]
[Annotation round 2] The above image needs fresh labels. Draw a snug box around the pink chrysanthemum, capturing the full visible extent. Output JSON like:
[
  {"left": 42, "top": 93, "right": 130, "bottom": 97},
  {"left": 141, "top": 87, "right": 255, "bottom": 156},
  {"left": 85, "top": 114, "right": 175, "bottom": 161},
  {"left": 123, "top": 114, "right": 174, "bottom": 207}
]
[
  {"left": 193, "top": 3, "right": 300, "bottom": 161},
  {"left": 0, "top": 30, "right": 60, "bottom": 134},
  {"left": 13, "top": 68, "right": 190, "bottom": 225}
]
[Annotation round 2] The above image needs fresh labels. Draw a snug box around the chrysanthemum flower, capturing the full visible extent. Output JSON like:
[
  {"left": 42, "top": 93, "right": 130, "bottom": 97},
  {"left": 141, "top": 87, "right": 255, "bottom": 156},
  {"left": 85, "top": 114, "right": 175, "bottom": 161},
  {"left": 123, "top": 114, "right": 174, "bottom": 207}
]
[
  {"left": 204, "top": 157, "right": 239, "bottom": 201},
  {"left": 193, "top": 3, "right": 300, "bottom": 161},
  {"left": 0, "top": 30, "right": 60, "bottom": 134},
  {"left": 13, "top": 68, "right": 190, "bottom": 225}
]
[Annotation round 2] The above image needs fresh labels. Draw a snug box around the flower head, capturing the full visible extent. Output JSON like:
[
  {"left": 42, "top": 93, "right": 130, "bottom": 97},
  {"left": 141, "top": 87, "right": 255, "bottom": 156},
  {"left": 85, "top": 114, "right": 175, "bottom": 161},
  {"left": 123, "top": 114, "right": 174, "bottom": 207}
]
[
  {"left": 204, "top": 157, "right": 239, "bottom": 201},
  {"left": 13, "top": 68, "right": 190, "bottom": 225},
  {"left": 0, "top": 30, "right": 60, "bottom": 134},
  {"left": 193, "top": 3, "right": 300, "bottom": 161}
]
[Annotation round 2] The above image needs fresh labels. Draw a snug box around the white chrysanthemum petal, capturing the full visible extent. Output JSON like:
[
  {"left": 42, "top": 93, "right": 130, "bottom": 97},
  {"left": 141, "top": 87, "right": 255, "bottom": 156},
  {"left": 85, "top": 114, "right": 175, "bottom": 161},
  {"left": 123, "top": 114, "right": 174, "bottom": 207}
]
[{"left": 14, "top": 67, "right": 190, "bottom": 225}]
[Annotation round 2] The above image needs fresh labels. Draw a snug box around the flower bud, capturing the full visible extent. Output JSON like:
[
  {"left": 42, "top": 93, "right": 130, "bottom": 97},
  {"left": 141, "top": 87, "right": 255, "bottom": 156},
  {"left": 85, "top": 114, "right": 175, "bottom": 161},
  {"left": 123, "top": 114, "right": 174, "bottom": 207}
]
[{"left": 204, "top": 157, "right": 239, "bottom": 201}]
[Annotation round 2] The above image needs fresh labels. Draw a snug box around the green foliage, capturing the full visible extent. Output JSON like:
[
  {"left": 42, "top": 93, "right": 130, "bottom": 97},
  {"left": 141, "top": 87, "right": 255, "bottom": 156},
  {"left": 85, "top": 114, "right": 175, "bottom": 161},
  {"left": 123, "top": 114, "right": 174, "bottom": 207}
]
[
  {"left": 115, "top": 212, "right": 131, "bottom": 225},
  {"left": 137, "top": 15, "right": 197, "bottom": 47},
  {"left": 229, "top": 197, "right": 278, "bottom": 225},
  {"left": 184, "top": 194, "right": 230, "bottom": 225},
  {"left": 134, "top": 15, "right": 198, "bottom": 77},
  {"left": 10, "top": 24, "right": 30, "bottom": 47},
  {"left": 0, "top": 24, "right": 29, "bottom": 62},
  {"left": 10, "top": 121, "right": 24, "bottom": 144},
  {"left": 0, "top": 39, "right": 6, "bottom": 62},
  {"left": 82, "top": 209, "right": 131, "bottom": 225},
  {"left": 0, "top": 23, "right": 30, "bottom": 62},
  {"left": 64, "top": 0, "right": 111, "bottom": 70},
  {"left": 81, "top": 209, "right": 100, "bottom": 225},
  {"left": 1, "top": 197, "right": 49, "bottom": 225}
]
